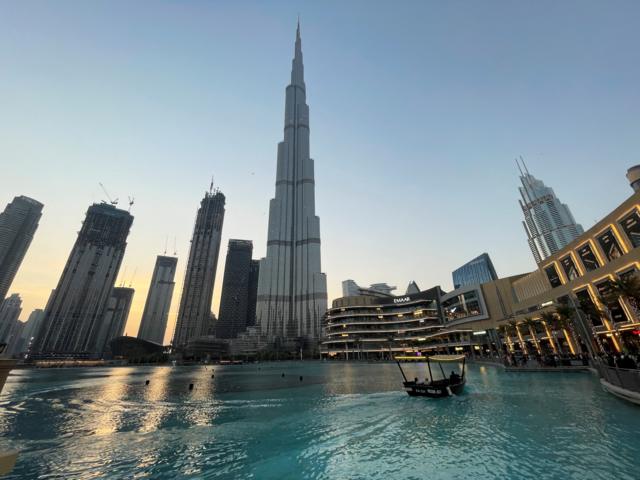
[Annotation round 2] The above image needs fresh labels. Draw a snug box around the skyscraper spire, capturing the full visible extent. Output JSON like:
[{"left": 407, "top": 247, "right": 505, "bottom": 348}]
[{"left": 291, "top": 19, "right": 305, "bottom": 87}]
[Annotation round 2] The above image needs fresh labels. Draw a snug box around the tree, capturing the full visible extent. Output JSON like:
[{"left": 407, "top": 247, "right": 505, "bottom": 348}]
[
  {"left": 523, "top": 317, "right": 541, "bottom": 354},
  {"left": 608, "top": 275, "right": 640, "bottom": 317},
  {"left": 555, "top": 305, "right": 578, "bottom": 354},
  {"left": 540, "top": 311, "right": 559, "bottom": 353},
  {"left": 508, "top": 320, "right": 527, "bottom": 354}
]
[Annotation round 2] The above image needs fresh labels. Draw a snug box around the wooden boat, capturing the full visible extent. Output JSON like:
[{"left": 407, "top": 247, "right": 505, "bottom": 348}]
[{"left": 395, "top": 354, "right": 466, "bottom": 398}]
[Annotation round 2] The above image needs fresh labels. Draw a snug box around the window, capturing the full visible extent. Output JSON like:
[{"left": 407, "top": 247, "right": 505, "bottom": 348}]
[
  {"left": 560, "top": 255, "right": 579, "bottom": 281},
  {"left": 597, "top": 229, "right": 623, "bottom": 262},
  {"left": 595, "top": 280, "right": 629, "bottom": 323},
  {"left": 545, "top": 264, "right": 562, "bottom": 288},
  {"left": 619, "top": 209, "right": 640, "bottom": 248},
  {"left": 577, "top": 242, "right": 600, "bottom": 272},
  {"left": 575, "top": 289, "right": 603, "bottom": 327}
]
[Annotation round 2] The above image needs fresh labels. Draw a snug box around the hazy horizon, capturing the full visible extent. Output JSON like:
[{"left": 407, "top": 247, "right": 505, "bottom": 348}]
[{"left": 2, "top": 1, "right": 639, "bottom": 343}]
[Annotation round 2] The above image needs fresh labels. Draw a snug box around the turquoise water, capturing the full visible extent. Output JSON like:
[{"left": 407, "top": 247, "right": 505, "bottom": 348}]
[{"left": 0, "top": 362, "right": 639, "bottom": 479}]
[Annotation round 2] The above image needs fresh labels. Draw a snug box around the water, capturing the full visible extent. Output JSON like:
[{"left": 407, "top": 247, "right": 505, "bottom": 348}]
[{"left": 0, "top": 362, "right": 639, "bottom": 479}]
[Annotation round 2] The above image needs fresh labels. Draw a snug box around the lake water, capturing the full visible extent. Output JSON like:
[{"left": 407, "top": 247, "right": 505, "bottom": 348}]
[{"left": 0, "top": 362, "right": 639, "bottom": 479}]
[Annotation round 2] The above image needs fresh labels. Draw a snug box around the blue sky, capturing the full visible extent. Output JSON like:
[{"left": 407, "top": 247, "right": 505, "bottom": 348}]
[{"left": 2, "top": 1, "right": 639, "bottom": 341}]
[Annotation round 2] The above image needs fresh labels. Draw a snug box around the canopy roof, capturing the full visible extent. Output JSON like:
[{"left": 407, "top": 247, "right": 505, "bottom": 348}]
[{"left": 395, "top": 354, "right": 465, "bottom": 362}]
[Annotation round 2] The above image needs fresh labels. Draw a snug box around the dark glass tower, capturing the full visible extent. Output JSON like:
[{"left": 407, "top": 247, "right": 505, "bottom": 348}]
[
  {"left": 215, "top": 240, "right": 258, "bottom": 339},
  {"left": 172, "top": 190, "right": 225, "bottom": 347},
  {"left": 34, "top": 203, "right": 133, "bottom": 355},
  {"left": 0, "top": 195, "right": 43, "bottom": 301},
  {"left": 452, "top": 253, "right": 498, "bottom": 289}
]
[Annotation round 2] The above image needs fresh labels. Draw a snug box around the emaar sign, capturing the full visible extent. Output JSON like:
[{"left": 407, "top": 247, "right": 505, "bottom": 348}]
[{"left": 393, "top": 296, "right": 411, "bottom": 304}]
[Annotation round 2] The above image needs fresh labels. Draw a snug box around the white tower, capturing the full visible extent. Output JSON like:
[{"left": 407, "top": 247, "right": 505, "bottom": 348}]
[
  {"left": 517, "top": 159, "right": 584, "bottom": 264},
  {"left": 255, "top": 22, "right": 328, "bottom": 346}
]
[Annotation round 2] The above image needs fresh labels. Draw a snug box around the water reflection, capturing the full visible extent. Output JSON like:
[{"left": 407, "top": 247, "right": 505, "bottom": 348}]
[{"left": 1, "top": 363, "right": 640, "bottom": 479}]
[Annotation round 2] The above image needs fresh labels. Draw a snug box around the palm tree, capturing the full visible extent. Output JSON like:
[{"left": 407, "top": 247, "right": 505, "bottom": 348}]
[
  {"left": 540, "top": 311, "right": 559, "bottom": 353},
  {"left": 523, "top": 317, "right": 541, "bottom": 354},
  {"left": 508, "top": 320, "right": 527, "bottom": 354},
  {"left": 497, "top": 324, "right": 513, "bottom": 352},
  {"left": 608, "top": 275, "right": 640, "bottom": 318},
  {"left": 555, "top": 305, "right": 579, "bottom": 355}
]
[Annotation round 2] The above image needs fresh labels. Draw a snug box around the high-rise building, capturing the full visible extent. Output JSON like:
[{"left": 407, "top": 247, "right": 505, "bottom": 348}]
[
  {"left": 405, "top": 281, "right": 420, "bottom": 295},
  {"left": 452, "top": 253, "right": 498, "bottom": 289},
  {"left": 0, "top": 196, "right": 43, "bottom": 301},
  {"left": 342, "top": 280, "right": 360, "bottom": 297},
  {"left": 255, "top": 23, "right": 328, "bottom": 345},
  {"left": 247, "top": 260, "right": 260, "bottom": 328},
  {"left": 34, "top": 203, "right": 133, "bottom": 356},
  {"left": 215, "top": 240, "right": 258, "bottom": 339},
  {"left": 0, "top": 293, "right": 22, "bottom": 345},
  {"left": 518, "top": 160, "right": 584, "bottom": 264},
  {"left": 173, "top": 190, "right": 225, "bottom": 348},
  {"left": 95, "top": 286, "right": 134, "bottom": 354},
  {"left": 19, "top": 308, "right": 44, "bottom": 354},
  {"left": 137, "top": 255, "right": 177, "bottom": 345}
]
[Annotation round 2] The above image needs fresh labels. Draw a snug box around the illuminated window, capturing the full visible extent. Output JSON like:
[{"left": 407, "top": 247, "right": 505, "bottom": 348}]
[
  {"left": 597, "top": 229, "right": 623, "bottom": 262},
  {"left": 577, "top": 242, "right": 600, "bottom": 272},
  {"left": 544, "top": 264, "right": 562, "bottom": 288},
  {"left": 619, "top": 209, "right": 640, "bottom": 248},
  {"left": 560, "top": 255, "right": 579, "bottom": 281}
]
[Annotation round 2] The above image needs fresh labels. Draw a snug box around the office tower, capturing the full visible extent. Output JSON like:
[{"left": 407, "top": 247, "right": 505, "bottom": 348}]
[
  {"left": 255, "top": 23, "right": 328, "bottom": 345},
  {"left": 342, "top": 280, "right": 360, "bottom": 297},
  {"left": 0, "top": 293, "right": 22, "bottom": 344},
  {"left": 138, "top": 255, "right": 177, "bottom": 344},
  {"left": 406, "top": 281, "right": 420, "bottom": 295},
  {"left": 215, "top": 240, "right": 257, "bottom": 339},
  {"left": 517, "top": 160, "right": 584, "bottom": 264},
  {"left": 0, "top": 196, "right": 43, "bottom": 301},
  {"left": 95, "top": 286, "right": 134, "bottom": 354},
  {"left": 172, "top": 190, "right": 225, "bottom": 347},
  {"left": 20, "top": 308, "right": 44, "bottom": 354},
  {"left": 246, "top": 260, "right": 260, "bottom": 328},
  {"left": 452, "top": 253, "right": 499, "bottom": 289},
  {"left": 34, "top": 203, "right": 133, "bottom": 355}
]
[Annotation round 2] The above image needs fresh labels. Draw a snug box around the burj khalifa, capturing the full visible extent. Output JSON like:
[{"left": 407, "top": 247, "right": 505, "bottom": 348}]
[{"left": 255, "top": 22, "right": 327, "bottom": 346}]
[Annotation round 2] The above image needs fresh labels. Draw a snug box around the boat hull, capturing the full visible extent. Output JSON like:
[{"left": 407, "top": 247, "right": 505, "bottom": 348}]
[{"left": 403, "top": 379, "right": 465, "bottom": 398}]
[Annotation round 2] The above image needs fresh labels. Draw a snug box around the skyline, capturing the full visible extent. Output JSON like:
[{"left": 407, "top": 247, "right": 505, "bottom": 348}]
[{"left": 2, "top": 1, "right": 640, "bottom": 343}]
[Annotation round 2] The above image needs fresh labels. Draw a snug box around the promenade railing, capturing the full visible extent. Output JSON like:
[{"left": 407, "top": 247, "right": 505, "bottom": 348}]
[{"left": 597, "top": 363, "right": 640, "bottom": 394}]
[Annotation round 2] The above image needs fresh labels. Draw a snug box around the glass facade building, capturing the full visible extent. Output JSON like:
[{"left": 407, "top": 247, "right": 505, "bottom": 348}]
[
  {"left": 518, "top": 163, "right": 584, "bottom": 264},
  {"left": 452, "top": 253, "right": 498, "bottom": 289}
]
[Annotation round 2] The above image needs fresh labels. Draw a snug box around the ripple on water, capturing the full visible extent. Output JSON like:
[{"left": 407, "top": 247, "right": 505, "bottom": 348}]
[{"left": 1, "top": 363, "right": 639, "bottom": 479}]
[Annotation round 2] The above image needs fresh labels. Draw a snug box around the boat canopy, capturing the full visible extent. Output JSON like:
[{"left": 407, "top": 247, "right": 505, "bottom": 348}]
[{"left": 395, "top": 354, "right": 465, "bottom": 362}]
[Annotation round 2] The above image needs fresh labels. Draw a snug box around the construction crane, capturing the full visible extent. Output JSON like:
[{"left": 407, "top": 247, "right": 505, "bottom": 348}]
[{"left": 98, "top": 183, "right": 118, "bottom": 206}]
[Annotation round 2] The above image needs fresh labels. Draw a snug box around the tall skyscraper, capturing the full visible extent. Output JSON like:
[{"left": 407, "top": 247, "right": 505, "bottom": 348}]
[
  {"left": 95, "top": 286, "right": 134, "bottom": 354},
  {"left": 19, "top": 308, "right": 44, "bottom": 354},
  {"left": 255, "top": 23, "right": 327, "bottom": 345},
  {"left": 0, "top": 293, "right": 22, "bottom": 345},
  {"left": 246, "top": 259, "right": 260, "bottom": 328},
  {"left": 34, "top": 203, "right": 133, "bottom": 356},
  {"left": 138, "top": 255, "right": 177, "bottom": 344},
  {"left": 452, "top": 253, "right": 498, "bottom": 289},
  {"left": 0, "top": 196, "right": 43, "bottom": 301},
  {"left": 215, "top": 240, "right": 258, "bottom": 339},
  {"left": 518, "top": 160, "right": 584, "bottom": 264},
  {"left": 172, "top": 190, "right": 225, "bottom": 348}
]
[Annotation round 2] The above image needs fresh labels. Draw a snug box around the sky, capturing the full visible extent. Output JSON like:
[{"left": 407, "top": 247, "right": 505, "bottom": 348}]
[{"left": 1, "top": 1, "right": 639, "bottom": 343}]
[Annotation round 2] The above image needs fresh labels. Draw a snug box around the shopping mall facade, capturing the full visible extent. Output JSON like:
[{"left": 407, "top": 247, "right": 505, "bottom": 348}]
[{"left": 321, "top": 171, "right": 640, "bottom": 359}]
